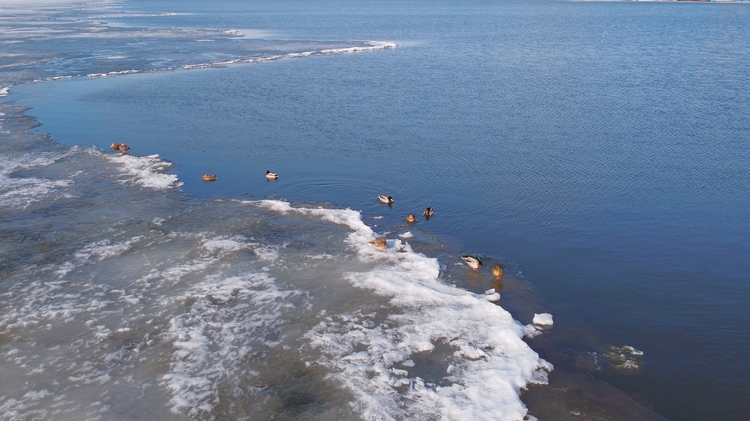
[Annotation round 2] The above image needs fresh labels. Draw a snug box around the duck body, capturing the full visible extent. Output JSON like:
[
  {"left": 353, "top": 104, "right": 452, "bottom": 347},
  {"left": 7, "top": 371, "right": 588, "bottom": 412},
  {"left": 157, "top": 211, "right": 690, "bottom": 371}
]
[
  {"left": 203, "top": 174, "right": 217, "bottom": 182},
  {"left": 462, "top": 255, "right": 482, "bottom": 271},
  {"left": 111, "top": 143, "right": 130, "bottom": 155},
  {"left": 369, "top": 238, "right": 388, "bottom": 251},
  {"left": 492, "top": 264, "right": 504, "bottom": 280},
  {"left": 265, "top": 170, "right": 278, "bottom": 179},
  {"left": 406, "top": 214, "right": 416, "bottom": 223},
  {"left": 378, "top": 195, "right": 394, "bottom": 204},
  {"left": 423, "top": 207, "right": 435, "bottom": 217}
]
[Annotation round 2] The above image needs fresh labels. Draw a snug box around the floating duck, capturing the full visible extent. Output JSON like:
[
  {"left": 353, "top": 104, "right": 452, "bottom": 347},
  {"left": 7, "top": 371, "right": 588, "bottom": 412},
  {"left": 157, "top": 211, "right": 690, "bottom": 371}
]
[
  {"left": 378, "top": 195, "right": 394, "bottom": 204},
  {"left": 462, "top": 255, "right": 482, "bottom": 271},
  {"left": 423, "top": 207, "right": 435, "bottom": 218},
  {"left": 111, "top": 143, "right": 130, "bottom": 155},
  {"left": 369, "top": 238, "right": 388, "bottom": 251},
  {"left": 406, "top": 214, "right": 416, "bottom": 223},
  {"left": 202, "top": 174, "right": 217, "bottom": 182},
  {"left": 265, "top": 170, "right": 278, "bottom": 180},
  {"left": 492, "top": 264, "right": 504, "bottom": 280}
]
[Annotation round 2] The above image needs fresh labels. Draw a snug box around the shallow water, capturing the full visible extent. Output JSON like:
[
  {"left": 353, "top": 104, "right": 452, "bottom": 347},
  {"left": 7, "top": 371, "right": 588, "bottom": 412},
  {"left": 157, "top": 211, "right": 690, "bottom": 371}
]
[{"left": 2, "top": 0, "right": 750, "bottom": 420}]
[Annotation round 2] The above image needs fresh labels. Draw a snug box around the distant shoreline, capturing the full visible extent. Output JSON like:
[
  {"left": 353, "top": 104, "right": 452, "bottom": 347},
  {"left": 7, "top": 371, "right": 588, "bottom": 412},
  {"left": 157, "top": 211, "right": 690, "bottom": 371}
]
[{"left": 576, "top": 0, "right": 748, "bottom": 2}]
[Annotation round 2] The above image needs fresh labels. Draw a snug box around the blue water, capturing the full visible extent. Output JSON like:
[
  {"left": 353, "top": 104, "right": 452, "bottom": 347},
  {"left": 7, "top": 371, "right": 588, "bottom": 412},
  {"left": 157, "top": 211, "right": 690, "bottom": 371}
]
[{"left": 3, "top": 0, "right": 750, "bottom": 420}]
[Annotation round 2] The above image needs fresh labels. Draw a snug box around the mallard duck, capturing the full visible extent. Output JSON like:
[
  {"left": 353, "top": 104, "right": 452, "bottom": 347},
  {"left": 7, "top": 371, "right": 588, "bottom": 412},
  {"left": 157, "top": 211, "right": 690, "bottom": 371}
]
[
  {"left": 406, "top": 214, "right": 416, "bottom": 223},
  {"left": 462, "top": 255, "right": 482, "bottom": 271},
  {"left": 492, "top": 264, "right": 504, "bottom": 280},
  {"left": 423, "top": 207, "right": 434, "bottom": 218},
  {"left": 369, "top": 238, "right": 388, "bottom": 251},
  {"left": 378, "top": 195, "right": 394, "bottom": 204},
  {"left": 265, "top": 170, "right": 278, "bottom": 179},
  {"left": 203, "top": 174, "right": 217, "bottom": 182},
  {"left": 111, "top": 143, "right": 130, "bottom": 154}
]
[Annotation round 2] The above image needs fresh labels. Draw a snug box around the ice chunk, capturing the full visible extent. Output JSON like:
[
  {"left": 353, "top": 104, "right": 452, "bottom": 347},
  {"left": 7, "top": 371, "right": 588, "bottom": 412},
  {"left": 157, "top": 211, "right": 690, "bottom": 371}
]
[{"left": 533, "top": 313, "right": 553, "bottom": 326}]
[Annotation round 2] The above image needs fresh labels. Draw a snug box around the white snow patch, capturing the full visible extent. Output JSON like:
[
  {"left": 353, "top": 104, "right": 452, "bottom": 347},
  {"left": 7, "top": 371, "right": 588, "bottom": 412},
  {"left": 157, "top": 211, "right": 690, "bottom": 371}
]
[
  {"left": 533, "top": 313, "right": 553, "bottom": 326},
  {"left": 254, "top": 245, "right": 280, "bottom": 262},
  {"left": 105, "top": 153, "right": 182, "bottom": 190},
  {"left": 201, "top": 235, "right": 252, "bottom": 254}
]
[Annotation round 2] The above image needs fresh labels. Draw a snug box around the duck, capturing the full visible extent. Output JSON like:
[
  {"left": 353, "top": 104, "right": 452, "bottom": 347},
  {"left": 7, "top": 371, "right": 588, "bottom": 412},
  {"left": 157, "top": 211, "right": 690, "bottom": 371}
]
[
  {"left": 368, "top": 238, "right": 388, "bottom": 251},
  {"left": 378, "top": 195, "right": 394, "bottom": 205},
  {"left": 462, "top": 255, "right": 482, "bottom": 271},
  {"left": 492, "top": 264, "right": 504, "bottom": 280},
  {"left": 406, "top": 214, "right": 416, "bottom": 223},
  {"left": 202, "top": 174, "right": 217, "bottom": 182},
  {"left": 111, "top": 143, "right": 130, "bottom": 155},
  {"left": 423, "top": 207, "right": 434, "bottom": 218},
  {"left": 265, "top": 170, "right": 278, "bottom": 180}
]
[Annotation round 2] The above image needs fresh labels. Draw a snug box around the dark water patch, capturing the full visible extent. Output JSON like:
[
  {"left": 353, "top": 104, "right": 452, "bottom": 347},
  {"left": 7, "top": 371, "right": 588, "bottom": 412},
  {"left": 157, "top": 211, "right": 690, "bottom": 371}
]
[
  {"left": 402, "top": 340, "right": 456, "bottom": 388},
  {"left": 524, "top": 368, "right": 668, "bottom": 421},
  {"left": 259, "top": 362, "right": 329, "bottom": 414}
]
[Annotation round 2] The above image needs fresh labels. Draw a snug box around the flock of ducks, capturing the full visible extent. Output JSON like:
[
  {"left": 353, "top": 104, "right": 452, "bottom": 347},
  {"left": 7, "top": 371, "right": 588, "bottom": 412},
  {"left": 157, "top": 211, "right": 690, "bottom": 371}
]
[
  {"left": 372, "top": 194, "right": 503, "bottom": 279},
  {"left": 204, "top": 170, "right": 277, "bottom": 182},
  {"left": 110, "top": 145, "right": 501, "bottom": 279},
  {"left": 111, "top": 143, "right": 277, "bottom": 183}
]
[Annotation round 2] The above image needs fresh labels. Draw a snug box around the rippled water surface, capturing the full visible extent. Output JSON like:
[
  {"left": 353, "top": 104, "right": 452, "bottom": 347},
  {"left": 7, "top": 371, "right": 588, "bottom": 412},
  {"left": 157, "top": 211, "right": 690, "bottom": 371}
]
[{"left": 2, "top": 0, "right": 750, "bottom": 420}]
